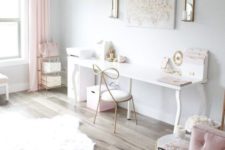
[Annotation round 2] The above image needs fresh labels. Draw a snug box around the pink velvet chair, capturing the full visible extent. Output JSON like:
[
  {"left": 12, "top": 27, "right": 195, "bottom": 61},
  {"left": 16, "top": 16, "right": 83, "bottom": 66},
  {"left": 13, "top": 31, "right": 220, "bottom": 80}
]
[{"left": 189, "top": 125, "right": 225, "bottom": 150}]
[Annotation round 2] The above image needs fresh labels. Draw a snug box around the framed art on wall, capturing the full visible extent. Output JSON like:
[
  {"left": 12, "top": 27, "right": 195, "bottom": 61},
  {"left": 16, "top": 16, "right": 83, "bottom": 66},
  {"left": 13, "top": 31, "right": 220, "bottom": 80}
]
[{"left": 126, "top": 0, "right": 176, "bottom": 29}]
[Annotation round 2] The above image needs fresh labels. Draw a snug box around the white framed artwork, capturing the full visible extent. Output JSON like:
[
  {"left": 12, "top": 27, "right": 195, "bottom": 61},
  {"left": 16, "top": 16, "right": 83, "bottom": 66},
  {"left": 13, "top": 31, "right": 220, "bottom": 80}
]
[{"left": 126, "top": 0, "right": 176, "bottom": 29}]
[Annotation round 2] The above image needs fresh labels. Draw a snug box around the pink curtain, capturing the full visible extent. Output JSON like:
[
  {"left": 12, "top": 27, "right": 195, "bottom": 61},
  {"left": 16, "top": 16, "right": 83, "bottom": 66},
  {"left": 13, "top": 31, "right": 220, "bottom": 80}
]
[{"left": 28, "top": 0, "right": 50, "bottom": 91}]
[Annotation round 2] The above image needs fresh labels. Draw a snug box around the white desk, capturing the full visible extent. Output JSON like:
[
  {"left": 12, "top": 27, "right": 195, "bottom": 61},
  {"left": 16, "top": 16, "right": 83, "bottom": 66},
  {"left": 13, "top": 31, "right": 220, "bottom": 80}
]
[{"left": 67, "top": 57, "right": 205, "bottom": 132}]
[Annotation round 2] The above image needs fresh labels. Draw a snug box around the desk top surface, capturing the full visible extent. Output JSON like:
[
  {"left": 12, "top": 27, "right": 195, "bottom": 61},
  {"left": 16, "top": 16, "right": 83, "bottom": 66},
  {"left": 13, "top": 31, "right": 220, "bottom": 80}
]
[{"left": 69, "top": 57, "right": 204, "bottom": 90}]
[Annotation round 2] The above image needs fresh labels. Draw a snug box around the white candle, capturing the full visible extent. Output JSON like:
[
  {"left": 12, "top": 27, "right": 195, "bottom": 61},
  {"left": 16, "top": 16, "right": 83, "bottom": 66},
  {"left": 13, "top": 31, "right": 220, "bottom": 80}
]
[
  {"left": 188, "top": 10, "right": 193, "bottom": 21},
  {"left": 182, "top": 10, "right": 187, "bottom": 20},
  {"left": 112, "top": 0, "right": 118, "bottom": 18}
]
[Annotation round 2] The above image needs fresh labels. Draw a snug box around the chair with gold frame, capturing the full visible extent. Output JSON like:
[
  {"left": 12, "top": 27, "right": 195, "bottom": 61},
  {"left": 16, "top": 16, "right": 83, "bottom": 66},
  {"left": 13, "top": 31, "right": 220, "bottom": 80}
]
[
  {"left": 221, "top": 92, "right": 225, "bottom": 130},
  {"left": 92, "top": 64, "right": 137, "bottom": 133}
]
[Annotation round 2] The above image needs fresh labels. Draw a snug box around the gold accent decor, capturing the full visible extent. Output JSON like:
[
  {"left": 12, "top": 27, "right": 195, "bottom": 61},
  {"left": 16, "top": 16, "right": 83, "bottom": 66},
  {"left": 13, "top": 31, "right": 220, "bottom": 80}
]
[{"left": 173, "top": 51, "right": 183, "bottom": 66}]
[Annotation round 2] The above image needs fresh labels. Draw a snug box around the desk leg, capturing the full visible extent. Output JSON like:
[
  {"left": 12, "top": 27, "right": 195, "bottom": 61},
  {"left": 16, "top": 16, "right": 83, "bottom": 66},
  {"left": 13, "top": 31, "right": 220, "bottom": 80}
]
[
  {"left": 127, "top": 78, "right": 132, "bottom": 120},
  {"left": 71, "top": 64, "right": 79, "bottom": 106},
  {"left": 174, "top": 90, "right": 181, "bottom": 133}
]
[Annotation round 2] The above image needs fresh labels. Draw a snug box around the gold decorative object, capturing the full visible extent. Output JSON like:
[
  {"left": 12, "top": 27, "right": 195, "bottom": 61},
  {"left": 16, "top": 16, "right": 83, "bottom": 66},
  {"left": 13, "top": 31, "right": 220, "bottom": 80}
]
[
  {"left": 173, "top": 51, "right": 183, "bottom": 66},
  {"left": 106, "top": 48, "right": 116, "bottom": 62}
]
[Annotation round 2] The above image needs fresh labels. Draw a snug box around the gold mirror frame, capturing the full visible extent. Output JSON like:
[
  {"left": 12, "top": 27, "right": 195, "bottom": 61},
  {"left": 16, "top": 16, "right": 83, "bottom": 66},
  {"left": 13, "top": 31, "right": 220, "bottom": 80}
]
[
  {"left": 110, "top": 0, "right": 119, "bottom": 18},
  {"left": 182, "top": 0, "right": 195, "bottom": 22}
]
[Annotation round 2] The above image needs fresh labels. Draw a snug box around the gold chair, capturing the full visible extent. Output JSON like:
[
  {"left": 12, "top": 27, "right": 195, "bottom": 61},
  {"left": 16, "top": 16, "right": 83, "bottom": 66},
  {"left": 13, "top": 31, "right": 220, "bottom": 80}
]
[
  {"left": 221, "top": 92, "right": 225, "bottom": 130},
  {"left": 92, "top": 64, "right": 137, "bottom": 133}
]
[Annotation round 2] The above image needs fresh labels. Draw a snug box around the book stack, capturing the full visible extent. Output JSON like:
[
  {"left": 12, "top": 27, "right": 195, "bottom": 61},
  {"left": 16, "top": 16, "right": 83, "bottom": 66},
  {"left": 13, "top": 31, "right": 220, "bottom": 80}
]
[{"left": 158, "top": 76, "right": 192, "bottom": 87}]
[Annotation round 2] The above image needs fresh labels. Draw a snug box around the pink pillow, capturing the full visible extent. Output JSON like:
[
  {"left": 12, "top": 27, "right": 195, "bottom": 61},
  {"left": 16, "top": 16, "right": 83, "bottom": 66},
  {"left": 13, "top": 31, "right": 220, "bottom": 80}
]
[{"left": 189, "top": 125, "right": 225, "bottom": 150}]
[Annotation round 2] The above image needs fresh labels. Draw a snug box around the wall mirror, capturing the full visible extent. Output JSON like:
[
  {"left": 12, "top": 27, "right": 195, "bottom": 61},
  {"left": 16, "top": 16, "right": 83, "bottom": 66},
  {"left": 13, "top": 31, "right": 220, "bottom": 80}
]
[
  {"left": 182, "top": 0, "right": 195, "bottom": 22},
  {"left": 110, "top": 0, "right": 119, "bottom": 18}
]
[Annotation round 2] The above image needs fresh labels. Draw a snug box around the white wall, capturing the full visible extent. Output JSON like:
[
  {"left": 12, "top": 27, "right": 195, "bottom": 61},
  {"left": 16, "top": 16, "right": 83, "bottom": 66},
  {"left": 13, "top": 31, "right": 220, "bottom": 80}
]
[
  {"left": 0, "top": 0, "right": 30, "bottom": 94},
  {"left": 0, "top": 64, "right": 29, "bottom": 94},
  {"left": 51, "top": 0, "right": 225, "bottom": 125}
]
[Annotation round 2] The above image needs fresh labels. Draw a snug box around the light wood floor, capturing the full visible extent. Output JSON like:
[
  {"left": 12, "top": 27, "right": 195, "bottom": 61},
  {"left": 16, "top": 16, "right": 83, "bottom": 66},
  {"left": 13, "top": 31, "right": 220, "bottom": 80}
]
[{"left": 0, "top": 88, "right": 173, "bottom": 150}]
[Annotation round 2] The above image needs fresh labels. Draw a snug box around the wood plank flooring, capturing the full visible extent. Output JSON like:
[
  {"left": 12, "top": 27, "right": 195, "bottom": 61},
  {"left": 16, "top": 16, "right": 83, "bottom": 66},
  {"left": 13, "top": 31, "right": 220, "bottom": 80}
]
[{"left": 0, "top": 88, "right": 173, "bottom": 150}]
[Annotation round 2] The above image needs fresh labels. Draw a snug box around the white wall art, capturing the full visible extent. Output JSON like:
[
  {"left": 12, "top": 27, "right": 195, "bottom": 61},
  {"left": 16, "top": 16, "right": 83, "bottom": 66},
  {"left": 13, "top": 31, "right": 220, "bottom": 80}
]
[{"left": 126, "top": 0, "right": 176, "bottom": 29}]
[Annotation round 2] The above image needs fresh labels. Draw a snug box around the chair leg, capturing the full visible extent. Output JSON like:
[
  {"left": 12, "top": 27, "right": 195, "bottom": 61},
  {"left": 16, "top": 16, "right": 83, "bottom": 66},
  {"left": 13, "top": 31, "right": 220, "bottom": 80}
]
[
  {"left": 5, "top": 84, "right": 9, "bottom": 100},
  {"left": 221, "top": 106, "right": 225, "bottom": 130},
  {"left": 114, "top": 104, "right": 118, "bottom": 133},
  {"left": 93, "top": 99, "right": 100, "bottom": 124},
  {"left": 221, "top": 113, "right": 224, "bottom": 130},
  {"left": 131, "top": 98, "right": 137, "bottom": 125},
  {"left": 221, "top": 95, "right": 225, "bottom": 130}
]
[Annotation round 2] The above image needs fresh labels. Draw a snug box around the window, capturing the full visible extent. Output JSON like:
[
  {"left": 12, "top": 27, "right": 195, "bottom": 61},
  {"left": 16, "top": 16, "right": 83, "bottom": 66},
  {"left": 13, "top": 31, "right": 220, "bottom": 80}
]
[{"left": 0, "top": 0, "right": 21, "bottom": 60}]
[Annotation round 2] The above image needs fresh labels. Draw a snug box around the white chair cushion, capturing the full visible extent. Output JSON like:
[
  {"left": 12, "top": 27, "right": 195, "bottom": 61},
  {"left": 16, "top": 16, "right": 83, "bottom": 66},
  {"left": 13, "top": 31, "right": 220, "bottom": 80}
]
[
  {"left": 0, "top": 73, "right": 8, "bottom": 84},
  {"left": 101, "top": 90, "right": 132, "bottom": 102}
]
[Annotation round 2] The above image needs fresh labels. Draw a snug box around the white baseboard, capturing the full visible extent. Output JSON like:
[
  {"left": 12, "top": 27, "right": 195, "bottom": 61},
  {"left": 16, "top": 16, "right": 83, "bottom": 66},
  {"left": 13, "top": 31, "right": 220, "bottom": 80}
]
[
  {"left": 136, "top": 105, "right": 174, "bottom": 125},
  {"left": 119, "top": 103, "right": 174, "bottom": 125},
  {"left": 0, "top": 82, "right": 29, "bottom": 94}
]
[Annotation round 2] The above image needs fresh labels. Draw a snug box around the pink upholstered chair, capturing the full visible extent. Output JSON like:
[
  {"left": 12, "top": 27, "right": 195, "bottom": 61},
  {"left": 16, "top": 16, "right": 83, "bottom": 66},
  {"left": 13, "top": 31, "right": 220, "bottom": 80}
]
[{"left": 189, "top": 125, "right": 225, "bottom": 150}]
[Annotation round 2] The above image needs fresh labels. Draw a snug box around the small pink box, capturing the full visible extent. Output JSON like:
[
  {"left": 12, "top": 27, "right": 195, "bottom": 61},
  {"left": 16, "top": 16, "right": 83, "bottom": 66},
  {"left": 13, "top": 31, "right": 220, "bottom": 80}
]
[{"left": 87, "top": 85, "right": 115, "bottom": 112}]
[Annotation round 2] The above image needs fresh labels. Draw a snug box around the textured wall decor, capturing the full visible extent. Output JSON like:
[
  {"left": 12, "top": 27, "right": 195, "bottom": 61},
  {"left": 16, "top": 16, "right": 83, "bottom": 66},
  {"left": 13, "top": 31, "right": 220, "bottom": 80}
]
[{"left": 126, "top": 0, "right": 176, "bottom": 29}]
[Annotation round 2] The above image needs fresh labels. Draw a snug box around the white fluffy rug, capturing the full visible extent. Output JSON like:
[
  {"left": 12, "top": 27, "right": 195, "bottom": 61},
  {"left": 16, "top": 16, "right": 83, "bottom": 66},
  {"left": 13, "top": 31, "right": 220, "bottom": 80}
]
[{"left": 0, "top": 113, "right": 95, "bottom": 150}]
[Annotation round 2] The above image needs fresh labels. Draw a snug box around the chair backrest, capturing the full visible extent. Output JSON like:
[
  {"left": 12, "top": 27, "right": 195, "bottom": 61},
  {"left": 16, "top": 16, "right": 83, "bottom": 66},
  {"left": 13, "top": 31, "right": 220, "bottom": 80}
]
[
  {"left": 221, "top": 92, "right": 225, "bottom": 130},
  {"left": 93, "top": 64, "right": 119, "bottom": 102}
]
